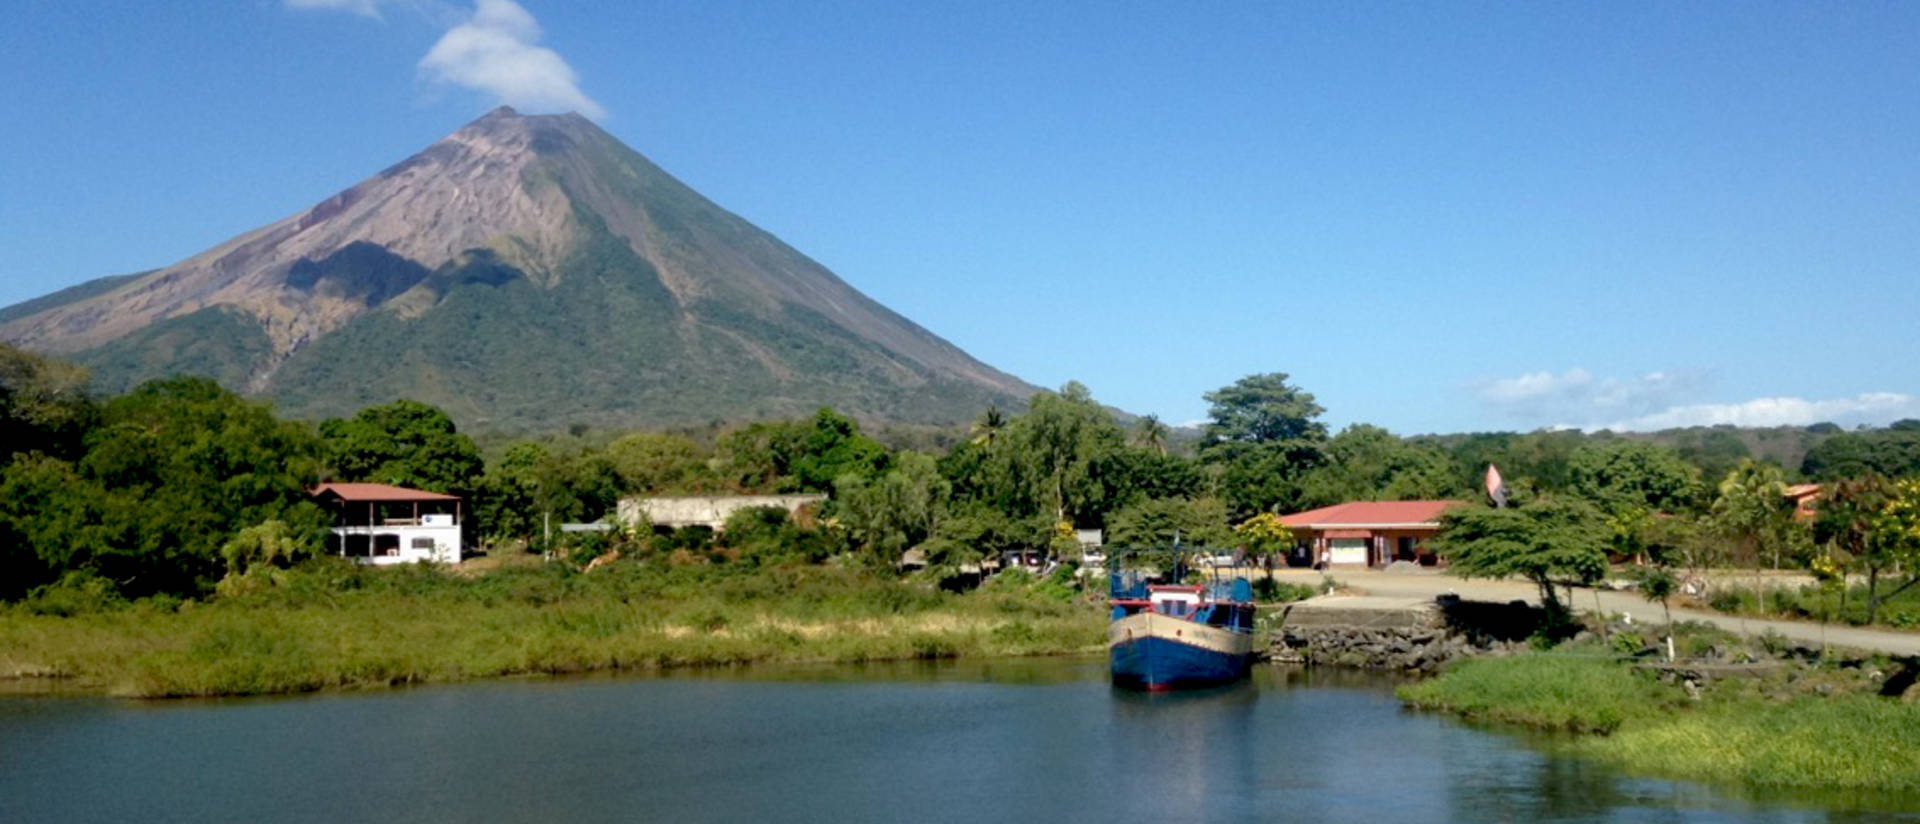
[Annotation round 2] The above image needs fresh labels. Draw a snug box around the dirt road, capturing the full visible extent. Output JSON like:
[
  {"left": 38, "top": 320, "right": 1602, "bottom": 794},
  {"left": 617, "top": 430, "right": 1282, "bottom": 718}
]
[{"left": 1271, "top": 568, "right": 1920, "bottom": 657}]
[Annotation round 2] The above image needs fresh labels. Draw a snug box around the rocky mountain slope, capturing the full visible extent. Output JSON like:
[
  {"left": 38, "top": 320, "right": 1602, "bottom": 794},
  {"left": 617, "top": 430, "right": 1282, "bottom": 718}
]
[{"left": 1, "top": 108, "right": 1033, "bottom": 431}]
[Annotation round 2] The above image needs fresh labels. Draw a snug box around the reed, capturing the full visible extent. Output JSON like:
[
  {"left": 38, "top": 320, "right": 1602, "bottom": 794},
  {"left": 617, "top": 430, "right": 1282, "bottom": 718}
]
[{"left": 0, "top": 558, "right": 1106, "bottom": 698}]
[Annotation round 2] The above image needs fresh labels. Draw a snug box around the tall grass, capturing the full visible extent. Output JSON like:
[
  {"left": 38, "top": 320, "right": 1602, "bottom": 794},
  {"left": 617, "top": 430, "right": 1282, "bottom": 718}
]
[
  {"left": 1579, "top": 696, "right": 1920, "bottom": 793},
  {"left": 1401, "top": 650, "right": 1920, "bottom": 795},
  {"left": 1396, "top": 654, "right": 1682, "bottom": 733},
  {"left": 0, "top": 559, "right": 1106, "bottom": 698}
]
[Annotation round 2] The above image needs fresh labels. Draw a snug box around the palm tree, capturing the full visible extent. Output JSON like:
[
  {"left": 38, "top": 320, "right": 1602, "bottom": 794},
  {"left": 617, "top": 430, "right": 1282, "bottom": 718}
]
[
  {"left": 1135, "top": 414, "right": 1169, "bottom": 456},
  {"left": 970, "top": 405, "right": 1008, "bottom": 448}
]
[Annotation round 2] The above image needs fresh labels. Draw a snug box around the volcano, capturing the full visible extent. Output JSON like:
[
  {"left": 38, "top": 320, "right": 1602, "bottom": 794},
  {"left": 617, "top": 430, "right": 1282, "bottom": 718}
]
[{"left": 0, "top": 107, "right": 1033, "bottom": 430}]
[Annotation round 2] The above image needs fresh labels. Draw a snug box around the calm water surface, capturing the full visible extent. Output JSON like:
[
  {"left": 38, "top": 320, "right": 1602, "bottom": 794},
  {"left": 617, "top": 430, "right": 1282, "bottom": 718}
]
[{"left": 0, "top": 659, "right": 1912, "bottom": 823}]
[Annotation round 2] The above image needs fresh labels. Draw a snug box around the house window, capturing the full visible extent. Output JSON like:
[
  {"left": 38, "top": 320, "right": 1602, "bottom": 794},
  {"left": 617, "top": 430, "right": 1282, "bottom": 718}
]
[{"left": 411, "top": 538, "right": 435, "bottom": 551}]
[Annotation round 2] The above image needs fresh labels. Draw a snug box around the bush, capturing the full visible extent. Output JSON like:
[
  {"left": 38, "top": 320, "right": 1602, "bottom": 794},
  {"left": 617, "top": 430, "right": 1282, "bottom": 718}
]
[
  {"left": 1610, "top": 632, "right": 1647, "bottom": 656},
  {"left": 18, "top": 573, "right": 127, "bottom": 616},
  {"left": 1251, "top": 577, "right": 1316, "bottom": 603}
]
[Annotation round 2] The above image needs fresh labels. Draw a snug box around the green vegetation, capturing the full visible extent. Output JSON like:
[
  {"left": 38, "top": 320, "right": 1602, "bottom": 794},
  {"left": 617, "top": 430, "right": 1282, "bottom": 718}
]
[
  {"left": 1705, "top": 579, "right": 1920, "bottom": 630},
  {"left": 1431, "top": 499, "right": 1611, "bottom": 611},
  {"left": 1400, "top": 649, "right": 1920, "bottom": 794},
  {"left": 0, "top": 559, "right": 1104, "bottom": 698},
  {"left": 10, "top": 335, "right": 1920, "bottom": 717},
  {"left": 1398, "top": 654, "right": 1680, "bottom": 733},
  {"left": 1582, "top": 694, "right": 1920, "bottom": 794}
]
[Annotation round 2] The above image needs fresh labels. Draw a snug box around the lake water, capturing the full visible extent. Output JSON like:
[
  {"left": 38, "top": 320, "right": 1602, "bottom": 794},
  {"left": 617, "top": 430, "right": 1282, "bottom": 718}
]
[{"left": 1, "top": 659, "right": 1912, "bottom": 823}]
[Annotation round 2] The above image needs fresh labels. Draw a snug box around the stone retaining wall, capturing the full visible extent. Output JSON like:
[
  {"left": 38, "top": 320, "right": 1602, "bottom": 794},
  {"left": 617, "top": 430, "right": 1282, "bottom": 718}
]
[
  {"left": 1269, "top": 624, "right": 1526, "bottom": 673},
  {"left": 1266, "top": 594, "right": 1534, "bottom": 673}
]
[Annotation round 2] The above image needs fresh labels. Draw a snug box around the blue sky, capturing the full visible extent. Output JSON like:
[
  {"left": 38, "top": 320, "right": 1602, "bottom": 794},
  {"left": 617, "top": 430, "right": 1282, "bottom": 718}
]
[{"left": 4, "top": 1, "right": 1918, "bottom": 434}]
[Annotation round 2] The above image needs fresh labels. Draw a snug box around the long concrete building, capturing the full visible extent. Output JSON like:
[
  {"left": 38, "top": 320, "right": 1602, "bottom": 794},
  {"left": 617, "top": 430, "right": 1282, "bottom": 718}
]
[{"left": 616, "top": 494, "right": 828, "bottom": 531}]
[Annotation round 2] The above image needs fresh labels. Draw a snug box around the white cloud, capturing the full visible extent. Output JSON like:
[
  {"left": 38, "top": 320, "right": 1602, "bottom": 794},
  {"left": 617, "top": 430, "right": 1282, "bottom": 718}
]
[
  {"left": 286, "top": 0, "right": 604, "bottom": 119},
  {"left": 285, "top": 0, "right": 386, "bottom": 19},
  {"left": 419, "top": 0, "right": 604, "bottom": 119},
  {"left": 1477, "top": 367, "right": 1709, "bottom": 425},
  {"left": 1607, "top": 393, "right": 1920, "bottom": 432}
]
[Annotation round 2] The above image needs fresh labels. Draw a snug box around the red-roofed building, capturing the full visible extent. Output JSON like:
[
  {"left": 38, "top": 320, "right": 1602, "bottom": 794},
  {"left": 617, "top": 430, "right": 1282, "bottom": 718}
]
[
  {"left": 1278, "top": 500, "right": 1467, "bottom": 568},
  {"left": 1784, "top": 483, "right": 1822, "bottom": 522},
  {"left": 310, "top": 483, "right": 464, "bottom": 565}
]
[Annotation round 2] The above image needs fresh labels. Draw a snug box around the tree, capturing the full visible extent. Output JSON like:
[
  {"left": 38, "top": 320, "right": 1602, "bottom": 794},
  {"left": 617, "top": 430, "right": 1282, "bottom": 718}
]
[
  {"left": 1134, "top": 415, "right": 1170, "bottom": 456},
  {"left": 1198, "top": 372, "right": 1327, "bottom": 458},
  {"left": 1105, "top": 497, "right": 1230, "bottom": 549},
  {"left": 1816, "top": 476, "right": 1920, "bottom": 624},
  {"left": 319, "top": 400, "right": 483, "bottom": 494},
  {"left": 0, "top": 343, "right": 97, "bottom": 465},
  {"left": 0, "top": 377, "right": 327, "bottom": 598},
  {"left": 1671, "top": 428, "right": 1753, "bottom": 484},
  {"left": 792, "top": 408, "right": 889, "bottom": 492},
  {"left": 474, "top": 442, "right": 547, "bottom": 545},
  {"left": 1234, "top": 512, "right": 1296, "bottom": 562},
  {"left": 1802, "top": 430, "right": 1920, "bottom": 480},
  {"left": 926, "top": 504, "right": 1049, "bottom": 581},
  {"left": 605, "top": 432, "right": 708, "bottom": 493},
  {"left": 1432, "top": 498, "right": 1611, "bottom": 612},
  {"left": 1631, "top": 565, "right": 1678, "bottom": 661},
  {"left": 969, "top": 405, "right": 1008, "bottom": 448},
  {"left": 1566, "top": 441, "right": 1702, "bottom": 515},
  {"left": 220, "top": 519, "right": 316, "bottom": 579},
  {"left": 1710, "top": 459, "right": 1800, "bottom": 571},
  {"left": 1298, "top": 424, "right": 1459, "bottom": 507},
  {"left": 1214, "top": 440, "right": 1323, "bottom": 521},
  {"left": 1004, "top": 382, "right": 1129, "bottom": 525},
  {"left": 717, "top": 420, "right": 808, "bottom": 491},
  {"left": 833, "top": 452, "right": 949, "bottom": 565}
]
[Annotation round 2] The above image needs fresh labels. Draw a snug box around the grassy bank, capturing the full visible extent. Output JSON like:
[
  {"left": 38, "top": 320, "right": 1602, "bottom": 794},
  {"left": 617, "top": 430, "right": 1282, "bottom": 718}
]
[
  {"left": 1399, "top": 652, "right": 1920, "bottom": 795},
  {"left": 0, "top": 559, "right": 1107, "bottom": 698},
  {"left": 1396, "top": 654, "right": 1680, "bottom": 733}
]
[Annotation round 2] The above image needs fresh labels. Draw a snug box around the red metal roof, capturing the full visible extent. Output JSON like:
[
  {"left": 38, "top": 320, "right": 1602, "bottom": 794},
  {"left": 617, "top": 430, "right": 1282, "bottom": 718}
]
[
  {"left": 1323, "top": 529, "right": 1371, "bottom": 539},
  {"left": 1279, "top": 500, "right": 1466, "bottom": 528},
  {"left": 310, "top": 482, "right": 460, "bottom": 502}
]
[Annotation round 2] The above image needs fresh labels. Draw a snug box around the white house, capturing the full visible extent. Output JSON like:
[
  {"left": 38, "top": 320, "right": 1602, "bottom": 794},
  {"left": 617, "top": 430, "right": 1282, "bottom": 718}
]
[{"left": 311, "top": 482, "right": 463, "bottom": 565}]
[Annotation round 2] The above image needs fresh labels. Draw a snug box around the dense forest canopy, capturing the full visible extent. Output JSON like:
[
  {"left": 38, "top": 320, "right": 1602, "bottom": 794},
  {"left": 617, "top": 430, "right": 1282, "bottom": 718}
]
[{"left": 4, "top": 344, "right": 1918, "bottom": 603}]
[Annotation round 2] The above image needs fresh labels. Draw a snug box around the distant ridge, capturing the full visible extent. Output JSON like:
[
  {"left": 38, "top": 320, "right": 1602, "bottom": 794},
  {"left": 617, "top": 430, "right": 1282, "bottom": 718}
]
[{"left": 0, "top": 108, "right": 1035, "bottom": 430}]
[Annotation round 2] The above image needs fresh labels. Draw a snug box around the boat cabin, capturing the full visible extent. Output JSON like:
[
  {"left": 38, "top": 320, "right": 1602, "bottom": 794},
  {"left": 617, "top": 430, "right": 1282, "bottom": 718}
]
[
  {"left": 1148, "top": 584, "right": 1202, "bottom": 617},
  {"left": 1110, "top": 583, "right": 1256, "bottom": 632}
]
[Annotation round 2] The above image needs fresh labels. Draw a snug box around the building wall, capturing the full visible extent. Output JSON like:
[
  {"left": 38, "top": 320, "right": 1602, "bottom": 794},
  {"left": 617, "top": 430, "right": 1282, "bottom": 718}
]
[
  {"left": 616, "top": 494, "right": 828, "bottom": 530},
  {"left": 330, "top": 524, "right": 461, "bottom": 564},
  {"left": 1302, "top": 528, "right": 1442, "bottom": 568}
]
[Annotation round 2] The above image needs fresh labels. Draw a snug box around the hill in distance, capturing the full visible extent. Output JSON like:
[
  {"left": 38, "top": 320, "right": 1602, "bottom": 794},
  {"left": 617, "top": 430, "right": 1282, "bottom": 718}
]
[{"left": 1, "top": 107, "right": 1034, "bottom": 432}]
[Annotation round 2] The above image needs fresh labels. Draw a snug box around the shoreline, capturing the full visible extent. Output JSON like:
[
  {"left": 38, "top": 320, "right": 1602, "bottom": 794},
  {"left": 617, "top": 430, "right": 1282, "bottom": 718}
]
[{"left": 0, "top": 562, "right": 1109, "bottom": 699}]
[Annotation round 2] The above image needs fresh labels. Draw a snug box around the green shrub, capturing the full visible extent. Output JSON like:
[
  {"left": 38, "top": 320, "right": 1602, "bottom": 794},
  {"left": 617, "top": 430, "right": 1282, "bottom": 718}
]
[
  {"left": 1610, "top": 632, "right": 1647, "bottom": 656},
  {"left": 20, "top": 573, "right": 127, "bottom": 616}
]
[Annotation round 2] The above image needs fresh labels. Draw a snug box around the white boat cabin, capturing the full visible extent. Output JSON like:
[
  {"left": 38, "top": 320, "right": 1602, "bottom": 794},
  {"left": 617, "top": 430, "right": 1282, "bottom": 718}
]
[{"left": 1147, "top": 585, "right": 1203, "bottom": 617}]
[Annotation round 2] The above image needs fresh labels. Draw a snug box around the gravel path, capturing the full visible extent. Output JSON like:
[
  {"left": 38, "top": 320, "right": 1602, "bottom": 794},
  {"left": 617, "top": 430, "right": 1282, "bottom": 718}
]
[{"left": 1271, "top": 568, "right": 1920, "bottom": 657}]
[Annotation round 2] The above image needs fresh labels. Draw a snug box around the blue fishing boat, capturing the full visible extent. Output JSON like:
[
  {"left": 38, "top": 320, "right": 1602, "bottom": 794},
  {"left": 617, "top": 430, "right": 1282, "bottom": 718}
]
[{"left": 1108, "top": 557, "right": 1258, "bottom": 691}]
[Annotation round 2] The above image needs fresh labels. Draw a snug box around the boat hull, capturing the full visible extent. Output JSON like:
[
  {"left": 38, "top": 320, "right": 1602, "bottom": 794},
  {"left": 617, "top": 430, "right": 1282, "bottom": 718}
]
[{"left": 1108, "top": 612, "right": 1254, "bottom": 691}]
